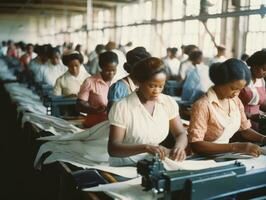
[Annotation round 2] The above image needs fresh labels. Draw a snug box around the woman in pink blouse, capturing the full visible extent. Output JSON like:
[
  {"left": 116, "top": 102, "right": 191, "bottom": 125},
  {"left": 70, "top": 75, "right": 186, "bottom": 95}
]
[
  {"left": 76, "top": 51, "right": 118, "bottom": 128},
  {"left": 239, "top": 50, "right": 266, "bottom": 133},
  {"left": 188, "top": 59, "right": 265, "bottom": 156}
]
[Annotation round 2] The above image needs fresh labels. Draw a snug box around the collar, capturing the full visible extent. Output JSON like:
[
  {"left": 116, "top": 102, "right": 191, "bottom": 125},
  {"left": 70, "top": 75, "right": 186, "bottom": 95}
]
[
  {"left": 206, "top": 87, "right": 221, "bottom": 105},
  {"left": 93, "top": 73, "right": 109, "bottom": 85},
  {"left": 65, "top": 71, "right": 78, "bottom": 79},
  {"left": 207, "top": 87, "right": 238, "bottom": 109}
]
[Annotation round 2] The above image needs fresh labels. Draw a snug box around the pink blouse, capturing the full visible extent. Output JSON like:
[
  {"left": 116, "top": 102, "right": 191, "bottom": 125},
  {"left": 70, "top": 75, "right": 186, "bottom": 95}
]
[
  {"left": 239, "top": 78, "right": 266, "bottom": 115},
  {"left": 188, "top": 88, "right": 251, "bottom": 143}
]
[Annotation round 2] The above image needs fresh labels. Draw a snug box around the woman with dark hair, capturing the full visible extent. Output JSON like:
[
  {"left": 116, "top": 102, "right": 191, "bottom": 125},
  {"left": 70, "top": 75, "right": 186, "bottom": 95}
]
[
  {"left": 37, "top": 47, "right": 67, "bottom": 86},
  {"left": 28, "top": 44, "right": 50, "bottom": 82},
  {"left": 107, "top": 47, "right": 151, "bottom": 112},
  {"left": 239, "top": 50, "right": 266, "bottom": 133},
  {"left": 53, "top": 51, "right": 90, "bottom": 96},
  {"left": 77, "top": 51, "right": 118, "bottom": 128},
  {"left": 108, "top": 57, "right": 187, "bottom": 166},
  {"left": 181, "top": 50, "right": 212, "bottom": 104},
  {"left": 188, "top": 58, "right": 265, "bottom": 156}
]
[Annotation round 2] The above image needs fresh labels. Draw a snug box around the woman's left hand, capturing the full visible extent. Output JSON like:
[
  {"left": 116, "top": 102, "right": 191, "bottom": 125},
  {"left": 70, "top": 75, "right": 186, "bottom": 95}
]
[{"left": 169, "top": 147, "right": 186, "bottom": 161}]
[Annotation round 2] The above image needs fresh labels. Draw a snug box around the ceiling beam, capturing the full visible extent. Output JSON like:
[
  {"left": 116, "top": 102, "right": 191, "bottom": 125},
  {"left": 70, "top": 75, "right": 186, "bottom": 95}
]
[
  {"left": 0, "top": 3, "right": 87, "bottom": 12},
  {"left": 0, "top": 8, "right": 81, "bottom": 16}
]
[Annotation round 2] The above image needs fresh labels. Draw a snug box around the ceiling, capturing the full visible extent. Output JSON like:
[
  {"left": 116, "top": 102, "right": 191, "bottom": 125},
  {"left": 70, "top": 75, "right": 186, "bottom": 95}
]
[{"left": 0, "top": 0, "right": 138, "bottom": 15}]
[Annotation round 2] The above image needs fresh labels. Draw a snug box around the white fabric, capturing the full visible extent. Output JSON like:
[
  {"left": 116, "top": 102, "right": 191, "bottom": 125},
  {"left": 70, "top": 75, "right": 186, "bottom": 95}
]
[
  {"left": 108, "top": 91, "right": 179, "bottom": 166},
  {"left": 22, "top": 112, "right": 83, "bottom": 135},
  {"left": 84, "top": 177, "right": 155, "bottom": 200},
  {"left": 36, "top": 61, "right": 67, "bottom": 86},
  {"left": 34, "top": 121, "right": 110, "bottom": 169},
  {"left": 163, "top": 157, "right": 231, "bottom": 171},
  {"left": 53, "top": 70, "right": 90, "bottom": 96},
  {"left": 210, "top": 98, "right": 241, "bottom": 144},
  {"left": 247, "top": 78, "right": 265, "bottom": 105},
  {"left": 4, "top": 82, "right": 47, "bottom": 114}
]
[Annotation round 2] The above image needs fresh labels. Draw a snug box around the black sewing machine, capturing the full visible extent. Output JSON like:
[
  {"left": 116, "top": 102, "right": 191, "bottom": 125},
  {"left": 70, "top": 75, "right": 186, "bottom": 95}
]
[
  {"left": 137, "top": 156, "right": 266, "bottom": 199},
  {"left": 43, "top": 95, "right": 78, "bottom": 117}
]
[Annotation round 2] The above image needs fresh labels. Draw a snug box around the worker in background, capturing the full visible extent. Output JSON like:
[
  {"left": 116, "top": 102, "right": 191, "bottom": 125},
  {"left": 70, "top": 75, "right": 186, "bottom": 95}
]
[
  {"left": 239, "top": 50, "right": 266, "bottom": 133},
  {"left": 77, "top": 51, "right": 118, "bottom": 128},
  {"left": 209, "top": 45, "right": 227, "bottom": 66},
  {"left": 53, "top": 51, "right": 90, "bottom": 97}
]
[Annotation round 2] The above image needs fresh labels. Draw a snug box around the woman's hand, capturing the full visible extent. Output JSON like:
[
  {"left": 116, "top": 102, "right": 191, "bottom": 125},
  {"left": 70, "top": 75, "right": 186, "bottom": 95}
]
[
  {"left": 145, "top": 145, "right": 170, "bottom": 160},
  {"left": 169, "top": 146, "right": 186, "bottom": 161},
  {"left": 232, "top": 142, "right": 261, "bottom": 157}
]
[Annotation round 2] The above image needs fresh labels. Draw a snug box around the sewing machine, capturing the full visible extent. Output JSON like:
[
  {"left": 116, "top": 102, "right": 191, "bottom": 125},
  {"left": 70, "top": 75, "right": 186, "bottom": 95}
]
[
  {"left": 137, "top": 156, "right": 266, "bottom": 199},
  {"left": 43, "top": 95, "right": 78, "bottom": 117},
  {"left": 35, "top": 83, "right": 54, "bottom": 99}
]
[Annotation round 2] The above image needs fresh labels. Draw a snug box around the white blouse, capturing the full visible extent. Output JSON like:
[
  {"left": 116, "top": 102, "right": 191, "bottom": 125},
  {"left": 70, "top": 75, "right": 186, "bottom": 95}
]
[{"left": 109, "top": 91, "right": 179, "bottom": 145}]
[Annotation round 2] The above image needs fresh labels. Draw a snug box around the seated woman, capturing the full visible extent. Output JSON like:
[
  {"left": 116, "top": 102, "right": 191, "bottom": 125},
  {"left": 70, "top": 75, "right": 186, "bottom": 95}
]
[
  {"left": 37, "top": 47, "right": 67, "bottom": 86},
  {"left": 107, "top": 47, "right": 151, "bottom": 112},
  {"left": 181, "top": 50, "right": 213, "bottom": 104},
  {"left": 77, "top": 51, "right": 118, "bottom": 128},
  {"left": 53, "top": 51, "right": 90, "bottom": 97},
  {"left": 239, "top": 50, "right": 266, "bottom": 133},
  {"left": 108, "top": 57, "right": 188, "bottom": 166},
  {"left": 188, "top": 58, "right": 265, "bottom": 156}
]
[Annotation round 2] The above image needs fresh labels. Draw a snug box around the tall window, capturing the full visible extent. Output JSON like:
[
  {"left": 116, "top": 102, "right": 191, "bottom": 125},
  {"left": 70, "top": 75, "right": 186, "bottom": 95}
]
[{"left": 246, "top": 0, "right": 266, "bottom": 54}]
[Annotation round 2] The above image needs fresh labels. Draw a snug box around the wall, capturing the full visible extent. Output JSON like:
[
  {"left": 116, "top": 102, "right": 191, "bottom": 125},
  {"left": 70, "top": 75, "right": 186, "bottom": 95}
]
[{"left": 0, "top": 14, "right": 39, "bottom": 43}]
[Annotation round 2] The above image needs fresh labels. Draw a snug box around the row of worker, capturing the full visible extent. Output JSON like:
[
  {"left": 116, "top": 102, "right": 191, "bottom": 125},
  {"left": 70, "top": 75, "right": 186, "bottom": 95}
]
[{"left": 1, "top": 44, "right": 266, "bottom": 167}]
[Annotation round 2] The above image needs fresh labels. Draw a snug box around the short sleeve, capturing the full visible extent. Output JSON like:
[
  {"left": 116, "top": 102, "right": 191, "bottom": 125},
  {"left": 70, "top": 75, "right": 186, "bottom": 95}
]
[
  {"left": 108, "top": 100, "right": 127, "bottom": 129},
  {"left": 108, "top": 81, "right": 129, "bottom": 102},
  {"left": 236, "top": 97, "right": 251, "bottom": 131},
  {"left": 165, "top": 95, "right": 179, "bottom": 120},
  {"left": 78, "top": 77, "right": 91, "bottom": 101},
  {"left": 53, "top": 77, "right": 62, "bottom": 96},
  {"left": 239, "top": 87, "right": 252, "bottom": 106},
  {"left": 188, "top": 99, "right": 209, "bottom": 142}
]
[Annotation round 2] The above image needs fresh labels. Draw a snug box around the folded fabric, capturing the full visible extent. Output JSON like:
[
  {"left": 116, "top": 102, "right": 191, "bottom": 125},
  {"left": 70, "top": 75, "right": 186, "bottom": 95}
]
[
  {"left": 34, "top": 121, "right": 110, "bottom": 168},
  {"left": 22, "top": 112, "right": 83, "bottom": 135}
]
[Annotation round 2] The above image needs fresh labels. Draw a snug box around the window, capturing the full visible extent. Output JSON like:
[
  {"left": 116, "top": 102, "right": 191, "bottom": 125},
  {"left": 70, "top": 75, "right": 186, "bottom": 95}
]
[{"left": 246, "top": 0, "right": 266, "bottom": 54}]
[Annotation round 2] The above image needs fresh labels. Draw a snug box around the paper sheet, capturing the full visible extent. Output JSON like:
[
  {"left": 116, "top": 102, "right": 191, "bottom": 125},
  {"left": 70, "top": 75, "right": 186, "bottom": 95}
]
[
  {"left": 162, "top": 157, "right": 232, "bottom": 171},
  {"left": 214, "top": 153, "right": 253, "bottom": 161},
  {"left": 83, "top": 177, "right": 154, "bottom": 200}
]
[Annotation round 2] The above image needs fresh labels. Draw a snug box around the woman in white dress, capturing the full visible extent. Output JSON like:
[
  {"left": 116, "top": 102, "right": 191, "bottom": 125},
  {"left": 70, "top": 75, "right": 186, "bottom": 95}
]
[{"left": 108, "top": 57, "right": 188, "bottom": 166}]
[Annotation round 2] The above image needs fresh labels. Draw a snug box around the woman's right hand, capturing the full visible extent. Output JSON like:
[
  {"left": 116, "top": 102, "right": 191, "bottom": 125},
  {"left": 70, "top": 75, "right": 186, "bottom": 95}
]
[
  {"left": 145, "top": 145, "right": 170, "bottom": 160},
  {"left": 231, "top": 142, "right": 261, "bottom": 157}
]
